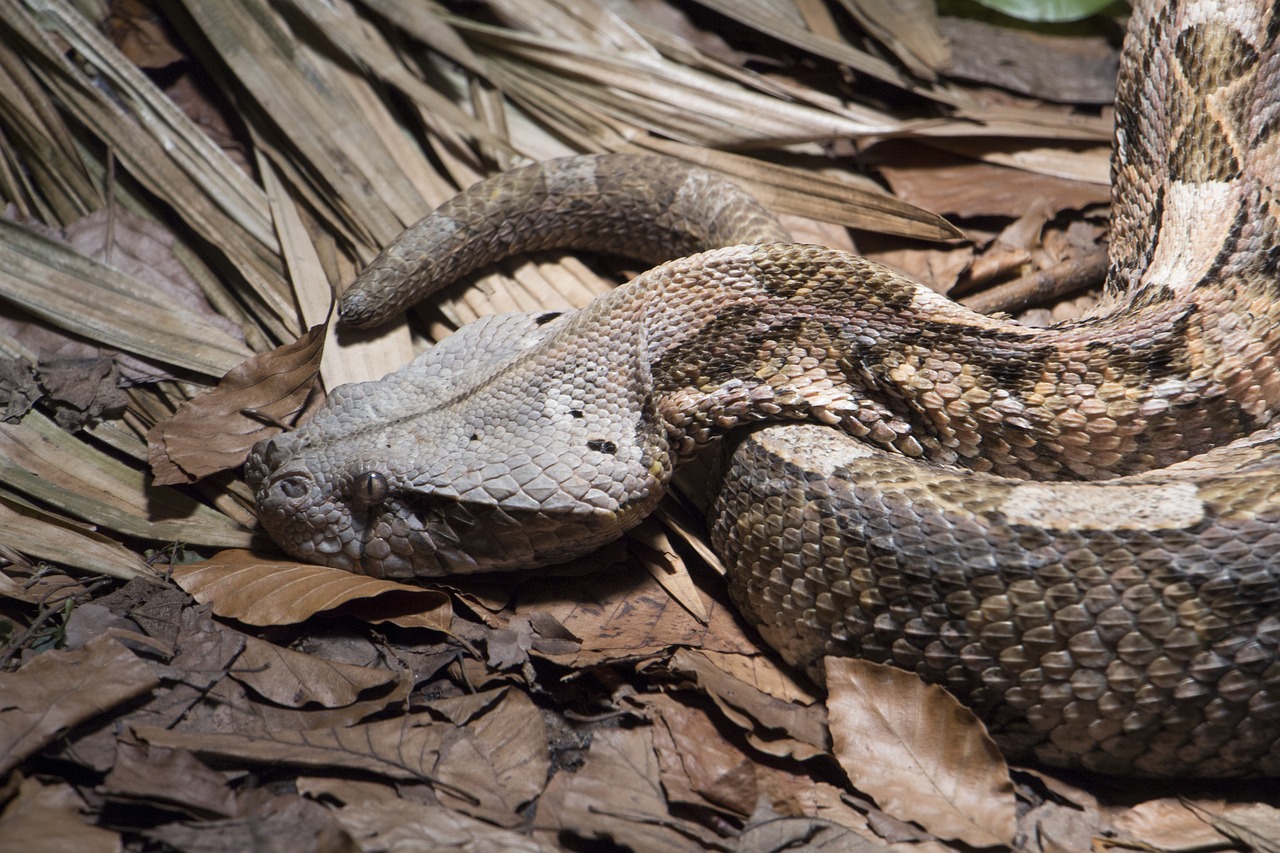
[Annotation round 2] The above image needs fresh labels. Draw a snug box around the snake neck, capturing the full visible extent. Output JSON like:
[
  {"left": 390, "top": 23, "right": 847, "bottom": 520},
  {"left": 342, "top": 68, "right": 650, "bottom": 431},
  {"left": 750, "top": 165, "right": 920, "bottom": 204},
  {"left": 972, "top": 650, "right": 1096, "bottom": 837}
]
[{"left": 591, "top": 243, "right": 1279, "bottom": 482}]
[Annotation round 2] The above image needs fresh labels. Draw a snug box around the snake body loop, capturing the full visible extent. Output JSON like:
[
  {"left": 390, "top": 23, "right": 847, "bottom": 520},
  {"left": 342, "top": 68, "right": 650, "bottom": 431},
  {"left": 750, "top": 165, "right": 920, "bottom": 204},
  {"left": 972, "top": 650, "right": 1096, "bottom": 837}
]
[{"left": 249, "top": 0, "right": 1280, "bottom": 775}]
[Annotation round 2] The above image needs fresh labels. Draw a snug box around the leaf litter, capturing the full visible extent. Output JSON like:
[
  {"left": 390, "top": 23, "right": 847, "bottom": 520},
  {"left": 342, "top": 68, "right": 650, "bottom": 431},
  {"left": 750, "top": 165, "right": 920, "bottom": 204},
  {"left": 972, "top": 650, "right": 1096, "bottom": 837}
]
[{"left": 1, "top": 0, "right": 1279, "bottom": 851}]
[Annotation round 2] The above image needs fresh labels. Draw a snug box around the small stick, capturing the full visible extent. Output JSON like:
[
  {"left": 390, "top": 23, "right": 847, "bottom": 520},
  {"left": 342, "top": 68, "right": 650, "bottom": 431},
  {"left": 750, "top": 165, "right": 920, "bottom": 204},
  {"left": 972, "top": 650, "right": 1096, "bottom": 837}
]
[{"left": 959, "top": 247, "right": 1109, "bottom": 316}]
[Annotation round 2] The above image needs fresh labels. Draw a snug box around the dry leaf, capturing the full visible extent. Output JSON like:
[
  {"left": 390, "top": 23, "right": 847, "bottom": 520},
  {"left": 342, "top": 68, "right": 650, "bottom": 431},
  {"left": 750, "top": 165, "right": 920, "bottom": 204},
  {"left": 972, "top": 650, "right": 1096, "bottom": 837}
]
[
  {"left": 104, "top": 0, "right": 186, "bottom": 68},
  {"left": 838, "top": 0, "right": 950, "bottom": 80},
  {"left": 876, "top": 143, "right": 1110, "bottom": 221},
  {"left": 232, "top": 634, "right": 412, "bottom": 709},
  {"left": 1089, "top": 797, "right": 1220, "bottom": 850},
  {"left": 940, "top": 16, "right": 1118, "bottom": 104},
  {"left": 171, "top": 550, "right": 451, "bottom": 630},
  {"left": 1183, "top": 801, "right": 1280, "bottom": 853},
  {"left": 670, "top": 648, "right": 828, "bottom": 761},
  {"left": 695, "top": 649, "right": 818, "bottom": 705},
  {"left": 0, "top": 777, "right": 122, "bottom": 853},
  {"left": 752, "top": 766, "right": 873, "bottom": 836},
  {"left": 511, "top": 559, "right": 755, "bottom": 667},
  {"left": 825, "top": 658, "right": 1016, "bottom": 849},
  {"left": 102, "top": 742, "right": 238, "bottom": 819},
  {"left": 141, "top": 790, "right": 355, "bottom": 853},
  {"left": 648, "top": 694, "right": 758, "bottom": 816},
  {"left": 0, "top": 635, "right": 158, "bottom": 775},
  {"left": 538, "top": 725, "right": 719, "bottom": 852},
  {"left": 737, "top": 815, "right": 886, "bottom": 853},
  {"left": 0, "top": 492, "right": 155, "bottom": 580},
  {"left": 148, "top": 322, "right": 326, "bottom": 485},
  {"left": 135, "top": 688, "right": 546, "bottom": 826},
  {"left": 331, "top": 799, "right": 554, "bottom": 852}
]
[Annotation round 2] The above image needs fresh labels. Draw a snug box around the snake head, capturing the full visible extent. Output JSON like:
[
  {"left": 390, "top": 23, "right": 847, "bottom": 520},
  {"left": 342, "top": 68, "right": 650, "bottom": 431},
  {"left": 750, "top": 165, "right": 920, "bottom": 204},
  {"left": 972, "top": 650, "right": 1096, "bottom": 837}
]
[
  {"left": 246, "top": 422, "right": 659, "bottom": 577},
  {"left": 244, "top": 311, "right": 672, "bottom": 577}
]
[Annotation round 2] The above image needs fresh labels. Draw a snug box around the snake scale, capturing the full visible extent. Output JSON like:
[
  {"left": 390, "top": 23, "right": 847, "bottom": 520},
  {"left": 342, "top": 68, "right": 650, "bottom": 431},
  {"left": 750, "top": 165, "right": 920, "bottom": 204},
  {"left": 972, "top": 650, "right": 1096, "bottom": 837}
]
[{"left": 248, "top": 0, "right": 1280, "bottom": 776}]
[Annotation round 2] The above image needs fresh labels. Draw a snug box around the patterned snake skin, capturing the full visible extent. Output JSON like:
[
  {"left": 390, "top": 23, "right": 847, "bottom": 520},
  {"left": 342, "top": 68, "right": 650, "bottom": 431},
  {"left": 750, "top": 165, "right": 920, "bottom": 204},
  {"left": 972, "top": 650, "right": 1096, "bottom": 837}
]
[{"left": 248, "top": 0, "right": 1280, "bottom": 775}]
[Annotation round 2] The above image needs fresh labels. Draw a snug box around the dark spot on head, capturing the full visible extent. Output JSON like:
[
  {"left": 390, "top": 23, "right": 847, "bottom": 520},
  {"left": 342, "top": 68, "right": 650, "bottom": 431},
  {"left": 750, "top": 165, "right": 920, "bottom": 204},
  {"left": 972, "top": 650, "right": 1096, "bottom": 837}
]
[
  {"left": 570, "top": 409, "right": 584, "bottom": 419},
  {"left": 587, "top": 439, "right": 618, "bottom": 455},
  {"left": 535, "top": 311, "right": 563, "bottom": 326},
  {"left": 470, "top": 433, "right": 480, "bottom": 442}
]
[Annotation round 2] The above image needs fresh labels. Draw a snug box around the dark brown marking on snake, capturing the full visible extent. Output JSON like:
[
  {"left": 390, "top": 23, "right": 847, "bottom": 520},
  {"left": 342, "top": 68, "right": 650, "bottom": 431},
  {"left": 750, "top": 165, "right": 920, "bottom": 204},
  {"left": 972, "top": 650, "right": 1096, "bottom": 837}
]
[
  {"left": 1175, "top": 23, "right": 1258, "bottom": 95},
  {"left": 650, "top": 303, "right": 775, "bottom": 393},
  {"left": 1174, "top": 103, "right": 1242, "bottom": 182}
]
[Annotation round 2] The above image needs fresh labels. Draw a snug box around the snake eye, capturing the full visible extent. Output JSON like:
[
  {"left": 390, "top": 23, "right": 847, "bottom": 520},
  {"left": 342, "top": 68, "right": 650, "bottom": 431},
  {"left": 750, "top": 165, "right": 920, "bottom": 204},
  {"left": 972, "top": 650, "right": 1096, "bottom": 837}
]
[{"left": 353, "top": 471, "right": 389, "bottom": 507}]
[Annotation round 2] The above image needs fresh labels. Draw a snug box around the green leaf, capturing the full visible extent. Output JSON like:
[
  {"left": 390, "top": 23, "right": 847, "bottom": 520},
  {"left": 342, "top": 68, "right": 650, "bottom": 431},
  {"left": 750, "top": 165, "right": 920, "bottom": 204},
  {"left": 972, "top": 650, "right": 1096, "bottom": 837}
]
[{"left": 971, "top": 0, "right": 1120, "bottom": 22}]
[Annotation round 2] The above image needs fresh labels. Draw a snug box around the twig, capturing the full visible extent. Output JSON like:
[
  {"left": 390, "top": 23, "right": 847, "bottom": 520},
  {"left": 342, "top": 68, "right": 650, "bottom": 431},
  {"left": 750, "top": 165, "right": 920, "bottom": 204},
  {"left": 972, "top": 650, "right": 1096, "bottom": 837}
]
[{"left": 959, "top": 247, "right": 1109, "bottom": 316}]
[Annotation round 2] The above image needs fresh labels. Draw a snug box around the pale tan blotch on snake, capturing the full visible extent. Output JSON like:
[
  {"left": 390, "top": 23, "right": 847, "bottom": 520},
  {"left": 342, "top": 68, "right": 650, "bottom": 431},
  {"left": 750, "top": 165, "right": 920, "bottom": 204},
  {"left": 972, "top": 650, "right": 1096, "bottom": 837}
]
[{"left": 248, "top": 0, "right": 1280, "bottom": 776}]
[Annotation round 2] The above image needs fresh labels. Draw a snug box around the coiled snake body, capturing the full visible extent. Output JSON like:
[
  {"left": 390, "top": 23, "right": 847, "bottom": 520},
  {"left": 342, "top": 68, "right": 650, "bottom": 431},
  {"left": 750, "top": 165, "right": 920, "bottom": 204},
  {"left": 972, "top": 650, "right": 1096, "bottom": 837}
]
[{"left": 248, "top": 0, "right": 1280, "bottom": 776}]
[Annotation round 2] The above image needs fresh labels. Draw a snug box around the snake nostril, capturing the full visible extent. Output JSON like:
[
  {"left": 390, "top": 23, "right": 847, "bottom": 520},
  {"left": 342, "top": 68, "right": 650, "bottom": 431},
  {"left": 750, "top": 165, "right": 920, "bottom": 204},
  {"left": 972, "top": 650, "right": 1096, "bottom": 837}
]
[{"left": 277, "top": 475, "right": 310, "bottom": 501}]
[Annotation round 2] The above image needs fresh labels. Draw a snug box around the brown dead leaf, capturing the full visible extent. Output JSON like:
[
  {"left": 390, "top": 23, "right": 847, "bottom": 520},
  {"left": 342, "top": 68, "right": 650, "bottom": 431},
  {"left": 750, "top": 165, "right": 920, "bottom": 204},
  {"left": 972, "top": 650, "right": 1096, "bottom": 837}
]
[
  {"left": 331, "top": 799, "right": 554, "bottom": 852},
  {"left": 1183, "top": 801, "right": 1280, "bottom": 853},
  {"left": 628, "top": 517, "right": 710, "bottom": 623},
  {"left": 941, "top": 16, "right": 1119, "bottom": 104},
  {"left": 841, "top": 0, "right": 950, "bottom": 80},
  {"left": 0, "top": 635, "right": 158, "bottom": 775},
  {"left": 669, "top": 648, "right": 828, "bottom": 761},
  {"left": 648, "top": 694, "right": 758, "bottom": 816},
  {"left": 142, "top": 790, "right": 356, "bottom": 853},
  {"left": 696, "top": 649, "right": 818, "bottom": 705},
  {"left": 134, "top": 688, "right": 546, "bottom": 826},
  {"left": 62, "top": 208, "right": 247, "bottom": 352},
  {"left": 538, "top": 725, "right": 720, "bottom": 852},
  {"left": 825, "top": 658, "right": 1016, "bottom": 849},
  {"left": 171, "top": 550, "right": 451, "bottom": 630},
  {"left": 419, "top": 688, "right": 550, "bottom": 826},
  {"left": 753, "top": 766, "right": 872, "bottom": 836},
  {"left": 1107, "top": 797, "right": 1226, "bottom": 850},
  {"left": 512, "top": 559, "right": 756, "bottom": 667},
  {"left": 102, "top": 742, "right": 238, "bottom": 819},
  {"left": 0, "top": 777, "right": 122, "bottom": 853},
  {"left": 232, "top": 634, "right": 412, "bottom": 709},
  {"left": 148, "top": 322, "right": 325, "bottom": 484},
  {"left": 875, "top": 142, "right": 1109, "bottom": 222},
  {"left": 737, "top": 815, "right": 885, "bottom": 852},
  {"left": 104, "top": 0, "right": 187, "bottom": 67}
]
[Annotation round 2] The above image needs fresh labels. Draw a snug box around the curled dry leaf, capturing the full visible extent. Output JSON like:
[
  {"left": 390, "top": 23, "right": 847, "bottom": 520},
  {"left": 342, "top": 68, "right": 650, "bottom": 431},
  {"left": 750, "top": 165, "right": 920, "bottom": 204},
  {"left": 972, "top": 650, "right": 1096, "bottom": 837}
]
[
  {"left": 695, "top": 648, "right": 818, "bottom": 705},
  {"left": 232, "top": 634, "right": 412, "bottom": 709},
  {"left": 172, "top": 549, "right": 451, "bottom": 631},
  {"left": 0, "top": 635, "right": 158, "bottom": 775},
  {"left": 1107, "top": 797, "right": 1229, "bottom": 850},
  {"left": 670, "top": 648, "right": 828, "bottom": 761},
  {"left": 510, "top": 557, "right": 756, "bottom": 668},
  {"left": 148, "top": 322, "right": 326, "bottom": 485},
  {"left": 824, "top": 657, "right": 1016, "bottom": 849},
  {"left": 1182, "top": 801, "right": 1280, "bottom": 853}
]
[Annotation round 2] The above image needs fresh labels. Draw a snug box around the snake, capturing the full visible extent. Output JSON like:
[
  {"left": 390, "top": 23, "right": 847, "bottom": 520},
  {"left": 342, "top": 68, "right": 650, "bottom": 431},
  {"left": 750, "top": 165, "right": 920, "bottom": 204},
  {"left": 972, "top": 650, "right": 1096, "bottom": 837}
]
[{"left": 246, "top": 0, "right": 1280, "bottom": 777}]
